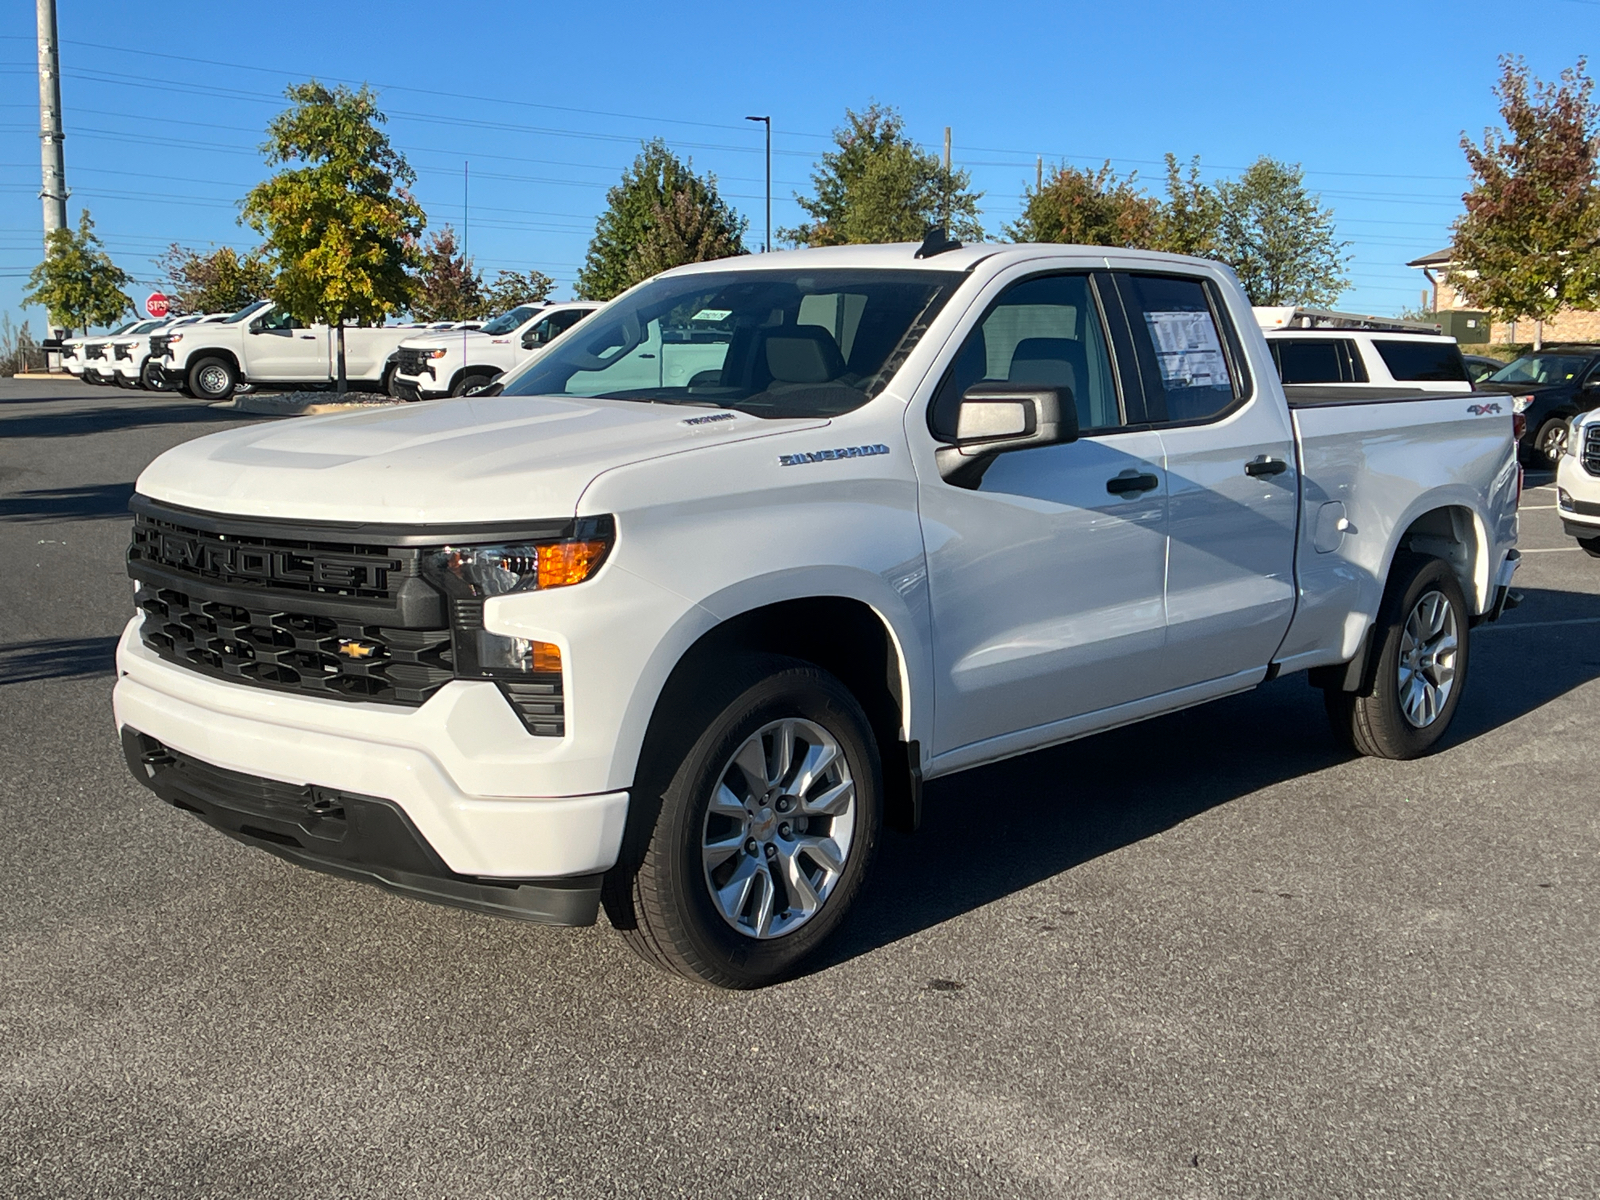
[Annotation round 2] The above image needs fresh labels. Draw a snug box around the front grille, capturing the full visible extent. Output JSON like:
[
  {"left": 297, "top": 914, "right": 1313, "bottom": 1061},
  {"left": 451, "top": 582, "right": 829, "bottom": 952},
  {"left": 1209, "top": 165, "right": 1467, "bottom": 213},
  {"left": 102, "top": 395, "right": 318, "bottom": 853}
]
[
  {"left": 137, "top": 584, "right": 455, "bottom": 705},
  {"left": 149, "top": 334, "right": 172, "bottom": 358},
  {"left": 396, "top": 347, "right": 435, "bottom": 378},
  {"left": 114, "top": 343, "right": 133, "bottom": 360},
  {"left": 126, "top": 503, "right": 571, "bottom": 733},
  {"left": 1585, "top": 424, "right": 1600, "bottom": 476},
  {"left": 84, "top": 343, "right": 105, "bottom": 360}
]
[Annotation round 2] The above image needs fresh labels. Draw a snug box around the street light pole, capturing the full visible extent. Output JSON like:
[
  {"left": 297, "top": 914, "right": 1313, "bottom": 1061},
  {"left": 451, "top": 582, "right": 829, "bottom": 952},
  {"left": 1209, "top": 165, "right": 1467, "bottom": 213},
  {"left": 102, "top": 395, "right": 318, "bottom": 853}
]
[
  {"left": 746, "top": 115, "right": 770, "bottom": 252},
  {"left": 36, "top": 0, "right": 68, "bottom": 342}
]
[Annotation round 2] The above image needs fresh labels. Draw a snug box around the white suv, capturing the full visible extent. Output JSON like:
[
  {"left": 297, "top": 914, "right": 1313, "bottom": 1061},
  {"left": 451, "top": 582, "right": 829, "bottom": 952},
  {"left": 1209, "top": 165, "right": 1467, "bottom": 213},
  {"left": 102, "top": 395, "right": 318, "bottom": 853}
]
[{"left": 1557, "top": 410, "right": 1600, "bottom": 555}]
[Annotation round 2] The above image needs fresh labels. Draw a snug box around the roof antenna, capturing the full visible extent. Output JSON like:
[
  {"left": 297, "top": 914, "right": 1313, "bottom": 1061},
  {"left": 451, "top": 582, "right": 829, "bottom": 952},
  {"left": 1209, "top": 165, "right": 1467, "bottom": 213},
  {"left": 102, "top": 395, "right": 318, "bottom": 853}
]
[{"left": 915, "top": 225, "right": 961, "bottom": 259}]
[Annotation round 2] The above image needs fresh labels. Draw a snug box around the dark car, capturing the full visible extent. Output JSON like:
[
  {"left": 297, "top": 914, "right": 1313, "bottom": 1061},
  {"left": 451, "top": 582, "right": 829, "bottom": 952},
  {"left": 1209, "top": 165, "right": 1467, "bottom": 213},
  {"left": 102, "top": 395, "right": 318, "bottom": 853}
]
[
  {"left": 1474, "top": 345, "right": 1600, "bottom": 464},
  {"left": 1463, "top": 354, "right": 1505, "bottom": 385}
]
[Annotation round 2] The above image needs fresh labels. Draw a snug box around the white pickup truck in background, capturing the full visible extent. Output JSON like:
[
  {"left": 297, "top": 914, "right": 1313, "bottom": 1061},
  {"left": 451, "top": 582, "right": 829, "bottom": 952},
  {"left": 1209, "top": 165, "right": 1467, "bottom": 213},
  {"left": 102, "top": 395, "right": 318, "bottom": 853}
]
[
  {"left": 1255, "top": 307, "right": 1472, "bottom": 393},
  {"left": 115, "top": 241, "right": 1520, "bottom": 988},
  {"left": 151, "top": 301, "right": 428, "bottom": 400},
  {"left": 390, "top": 301, "right": 600, "bottom": 400}
]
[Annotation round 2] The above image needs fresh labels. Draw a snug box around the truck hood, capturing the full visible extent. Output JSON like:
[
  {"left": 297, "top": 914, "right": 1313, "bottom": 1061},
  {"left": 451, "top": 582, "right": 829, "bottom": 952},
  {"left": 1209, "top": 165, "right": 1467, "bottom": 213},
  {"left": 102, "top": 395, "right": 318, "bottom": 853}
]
[
  {"left": 136, "top": 395, "right": 824, "bottom": 524},
  {"left": 398, "top": 329, "right": 496, "bottom": 350}
]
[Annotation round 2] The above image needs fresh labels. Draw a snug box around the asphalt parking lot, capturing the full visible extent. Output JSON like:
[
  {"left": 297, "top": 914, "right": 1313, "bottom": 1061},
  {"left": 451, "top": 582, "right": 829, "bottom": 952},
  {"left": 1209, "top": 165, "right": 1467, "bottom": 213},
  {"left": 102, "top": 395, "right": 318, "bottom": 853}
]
[{"left": 1, "top": 377, "right": 1595, "bottom": 1199}]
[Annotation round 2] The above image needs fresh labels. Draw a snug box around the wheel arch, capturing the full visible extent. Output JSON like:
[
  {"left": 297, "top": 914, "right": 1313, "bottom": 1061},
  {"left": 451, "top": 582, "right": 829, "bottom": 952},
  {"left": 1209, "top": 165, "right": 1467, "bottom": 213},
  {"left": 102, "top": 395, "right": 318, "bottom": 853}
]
[
  {"left": 1389, "top": 500, "right": 1491, "bottom": 616},
  {"left": 631, "top": 592, "right": 922, "bottom": 834}
]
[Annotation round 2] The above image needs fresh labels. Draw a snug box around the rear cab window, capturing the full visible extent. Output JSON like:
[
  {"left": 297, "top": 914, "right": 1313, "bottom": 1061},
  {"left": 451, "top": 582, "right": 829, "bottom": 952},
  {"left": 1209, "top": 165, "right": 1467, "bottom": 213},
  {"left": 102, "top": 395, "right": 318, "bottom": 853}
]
[
  {"left": 1270, "top": 338, "right": 1367, "bottom": 384},
  {"left": 1114, "top": 273, "right": 1247, "bottom": 424},
  {"left": 1371, "top": 338, "right": 1468, "bottom": 383}
]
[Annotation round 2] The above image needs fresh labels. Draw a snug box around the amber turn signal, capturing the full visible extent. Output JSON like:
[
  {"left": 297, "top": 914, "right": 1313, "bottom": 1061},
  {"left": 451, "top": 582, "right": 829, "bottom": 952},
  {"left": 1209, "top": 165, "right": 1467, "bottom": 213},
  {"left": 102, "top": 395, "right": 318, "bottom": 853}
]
[
  {"left": 528, "top": 640, "right": 562, "bottom": 673},
  {"left": 536, "top": 539, "right": 609, "bottom": 589}
]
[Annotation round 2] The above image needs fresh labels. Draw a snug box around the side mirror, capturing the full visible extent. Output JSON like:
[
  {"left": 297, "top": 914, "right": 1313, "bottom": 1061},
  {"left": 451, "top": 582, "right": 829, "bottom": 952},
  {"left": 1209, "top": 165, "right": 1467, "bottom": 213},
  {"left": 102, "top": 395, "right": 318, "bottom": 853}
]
[
  {"left": 936, "top": 382, "right": 1078, "bottom": 488},
  {"left": 247, "top": 320, "right": 263, "bottom": 334},
  {"left": 521, "top": 333, "right": 541, "bottom": 349}
]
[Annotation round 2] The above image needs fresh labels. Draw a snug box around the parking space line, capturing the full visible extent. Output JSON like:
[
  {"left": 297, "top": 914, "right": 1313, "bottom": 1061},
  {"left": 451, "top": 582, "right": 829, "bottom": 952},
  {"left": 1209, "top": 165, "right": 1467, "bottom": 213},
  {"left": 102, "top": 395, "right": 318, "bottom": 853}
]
[
  {"left": 1520, "top": 504, "right": 1559, "bottom": 510},
  {"left": 1519, "top": 546, "right": 1582, "bottom": 553},
  {"left": 1481, "top": 616, "right": 1600, "bottom": 632}
]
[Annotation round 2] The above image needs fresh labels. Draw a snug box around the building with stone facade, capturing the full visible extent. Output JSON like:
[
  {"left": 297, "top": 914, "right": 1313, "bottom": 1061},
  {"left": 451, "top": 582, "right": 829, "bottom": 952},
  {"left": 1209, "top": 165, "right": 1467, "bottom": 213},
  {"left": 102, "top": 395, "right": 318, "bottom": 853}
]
[{"left": 1408, "top": 248, "right": 1600, "bottom": 345}]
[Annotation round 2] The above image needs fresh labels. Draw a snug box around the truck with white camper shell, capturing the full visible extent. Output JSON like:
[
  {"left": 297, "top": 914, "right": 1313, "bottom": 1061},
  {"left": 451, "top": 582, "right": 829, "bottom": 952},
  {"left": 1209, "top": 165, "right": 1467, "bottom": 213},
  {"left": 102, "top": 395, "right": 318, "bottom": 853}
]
[
  {"left": 390, "top": 301, "right": 601, "bottom": 400},
  {"left": 150, "top": 301, "right": 428, "bottom": 401},
  {"left": 1255, "top": 307, "right": 1473, "bottom": 394},
  {"left": 115, "top": 240, "right": 1521, "bottom": 988}
]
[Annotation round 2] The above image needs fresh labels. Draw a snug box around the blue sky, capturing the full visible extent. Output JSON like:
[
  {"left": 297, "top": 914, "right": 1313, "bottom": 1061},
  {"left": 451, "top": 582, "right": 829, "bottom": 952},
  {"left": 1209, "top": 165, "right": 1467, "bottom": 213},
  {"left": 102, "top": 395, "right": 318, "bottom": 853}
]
[{"left": 2, "top": 0, "right": 1596, "bottom": 330}]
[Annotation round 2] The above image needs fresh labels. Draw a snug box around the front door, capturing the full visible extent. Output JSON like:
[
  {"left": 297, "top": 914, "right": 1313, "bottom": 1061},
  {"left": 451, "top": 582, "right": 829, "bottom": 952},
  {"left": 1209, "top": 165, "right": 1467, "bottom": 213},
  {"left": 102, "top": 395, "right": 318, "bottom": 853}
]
[
  {"left": 916, "top": 271, "right": 1170, "bottom": 758},
  {"left": 245, "top": 310, "right": 329, "bottom": 381},
  {"left": 1112, "top": 270, "right": 1298, "bottom": 689}
]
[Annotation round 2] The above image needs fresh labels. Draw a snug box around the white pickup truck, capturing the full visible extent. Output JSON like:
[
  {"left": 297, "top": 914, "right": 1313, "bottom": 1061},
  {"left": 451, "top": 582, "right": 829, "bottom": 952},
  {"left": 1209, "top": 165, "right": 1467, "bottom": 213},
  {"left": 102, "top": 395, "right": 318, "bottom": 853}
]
[
  {"left": 390, "top": 302, "right": 600, "bottom": 400},
  {"left": 114, "top": 242, "right": 1521, "bottom": 988},
  {"left": 151, "top": 301, "right": 426, "bottom": 400}
]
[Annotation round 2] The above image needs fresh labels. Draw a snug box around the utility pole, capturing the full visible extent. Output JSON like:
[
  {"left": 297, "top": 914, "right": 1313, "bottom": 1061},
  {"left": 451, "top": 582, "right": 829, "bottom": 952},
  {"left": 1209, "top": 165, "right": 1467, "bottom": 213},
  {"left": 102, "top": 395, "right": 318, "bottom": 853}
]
[
  {"left": 746, "top": 115, "right": 771, "bottom": 252},
  {"left": 942, "top": 127, "right": 952, "bottom": 230},
  {"left": 1036, "top": 156, "right": 1043, "bottom": 195},
  {"left": 36, "top": 0, "right": 68, "bottom": 342}
]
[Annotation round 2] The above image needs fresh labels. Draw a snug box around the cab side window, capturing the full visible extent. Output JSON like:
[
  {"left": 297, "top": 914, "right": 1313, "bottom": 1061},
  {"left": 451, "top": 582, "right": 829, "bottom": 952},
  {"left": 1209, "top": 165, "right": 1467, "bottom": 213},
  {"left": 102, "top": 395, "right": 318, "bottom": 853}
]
[
  {"left": 931, "top": 273, "right": 1121, "bottom": 439},
  {"left": 258, "top": 309, "right": 300, "bottom": 333},
  {"left": 1118, "top": 274, "right": 1240, "bottom": 424}
]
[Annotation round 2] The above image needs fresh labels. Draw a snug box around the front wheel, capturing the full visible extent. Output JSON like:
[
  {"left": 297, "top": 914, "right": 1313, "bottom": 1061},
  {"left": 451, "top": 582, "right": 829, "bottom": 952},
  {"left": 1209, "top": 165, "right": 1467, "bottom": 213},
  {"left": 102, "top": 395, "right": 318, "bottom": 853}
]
[
  {"left": 186, "top": 356, "right": 237, "bottom": 401},
  {"left": 1325, "top": 553, "right": 1471, "bottom": 759},
  {"left": 1578, "top": 536, "right": 1600, "bottom": 559},
  {"left": 139, "top": 359, "right": 166, "bottom": 391},
  {"left": 606, "top": 655, "right": 882, "bottom": 988},
  {"left": 451, "top": 371, "right": 499, "bottom": 397}
]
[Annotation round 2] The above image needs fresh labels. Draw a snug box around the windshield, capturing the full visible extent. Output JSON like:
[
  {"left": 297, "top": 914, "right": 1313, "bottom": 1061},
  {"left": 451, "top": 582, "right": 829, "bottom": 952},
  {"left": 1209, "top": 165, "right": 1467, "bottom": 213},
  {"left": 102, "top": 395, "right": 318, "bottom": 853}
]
[
  {"left": 1489, "top": 353, "right": 1592, "bottom": 385},
  {"left": 222, "top": 300, "right": 271, "bottom": 325},
  {"left": 499, "top": 268, "right": 963, "bottom": 417},
  {"left": 480, "top": 305, "right": 541, "bottom": 336}
]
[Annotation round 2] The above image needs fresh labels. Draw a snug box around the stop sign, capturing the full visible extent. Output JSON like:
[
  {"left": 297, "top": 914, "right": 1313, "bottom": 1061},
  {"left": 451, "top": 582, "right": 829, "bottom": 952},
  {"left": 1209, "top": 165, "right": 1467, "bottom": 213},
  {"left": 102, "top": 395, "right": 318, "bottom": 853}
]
[{"left": 146, "top": 292, "right": 169, "bottom": 318}]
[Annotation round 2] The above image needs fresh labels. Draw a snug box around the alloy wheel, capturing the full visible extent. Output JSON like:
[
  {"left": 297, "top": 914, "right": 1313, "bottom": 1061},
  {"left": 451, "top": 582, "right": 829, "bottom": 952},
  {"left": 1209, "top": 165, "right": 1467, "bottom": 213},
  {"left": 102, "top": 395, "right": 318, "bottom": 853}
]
[
  {"left": 700, "top": 718, "right": 857, "bottom": 940},
  {"left": 1398, "top": 589, "right": 1459, "bottom": 728}
]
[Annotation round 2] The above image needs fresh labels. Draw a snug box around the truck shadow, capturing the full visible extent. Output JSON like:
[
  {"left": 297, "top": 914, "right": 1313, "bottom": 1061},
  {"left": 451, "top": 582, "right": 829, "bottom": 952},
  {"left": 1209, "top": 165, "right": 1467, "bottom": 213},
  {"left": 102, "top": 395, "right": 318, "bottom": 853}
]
[
  {"left": 815, "top": 585, "right": 1600, "bottom": 974},
  {"left": 0, "top": 401, "right": 261, "bottom": 440},
  {"left": 0, "top": 482, "right": 135, "bottom": 522},
  {"left": 0, "top": 637, "right": 120, "bottom": 686}
]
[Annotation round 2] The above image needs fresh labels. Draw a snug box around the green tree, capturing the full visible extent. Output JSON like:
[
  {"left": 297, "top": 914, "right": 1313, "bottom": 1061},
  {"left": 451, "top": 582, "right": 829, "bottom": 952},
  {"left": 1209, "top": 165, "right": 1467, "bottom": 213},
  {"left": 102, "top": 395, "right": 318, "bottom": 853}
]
[
  {"left": 1152, "top": 154, "right": 1223, "bottom": 257},
  {"left": 156, "top": 243, "right": 275, "bottom": 315},
  {"left": 411, "top": 226, "right": 484, "bottom": 321},
  {"left": 242, "top": 81, "right": 425, "bottom": 392},
  {"left": 23, "top": 209, "right": 132, "bottom": 335},
  {"left": 1214, "top": 157, "right": 1349, "bottom": 306},
  {"left": 1451, "top": 56, "right": 1600, "bottom": 349},
  {"left": 1004, "top": 160, "right": 1157, "bottom": 246},
  {"left": 629, "top": 189, "right": 748, "bottom": 280},
  {"left": 484, "top": 268, "right": 555, "bottom": 313},
  {"left": 577, "top": 140, "right": 746, "bottom": 300},
  {"left": 784, "top": 104, "right": 983, "bottom": 246}
]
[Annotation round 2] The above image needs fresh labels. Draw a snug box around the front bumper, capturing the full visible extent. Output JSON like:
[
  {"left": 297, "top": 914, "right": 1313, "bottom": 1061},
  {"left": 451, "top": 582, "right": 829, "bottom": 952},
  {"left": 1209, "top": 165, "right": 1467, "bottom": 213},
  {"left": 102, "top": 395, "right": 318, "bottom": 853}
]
[
  {"left": 113, "top": 622, "right": 629, "bottom": 884},
  {"left": 392, "top": 374, "right": 447, "bottom": 402},
  {"left": 122, "top": 729, "right": 603, "bottom": 924}
]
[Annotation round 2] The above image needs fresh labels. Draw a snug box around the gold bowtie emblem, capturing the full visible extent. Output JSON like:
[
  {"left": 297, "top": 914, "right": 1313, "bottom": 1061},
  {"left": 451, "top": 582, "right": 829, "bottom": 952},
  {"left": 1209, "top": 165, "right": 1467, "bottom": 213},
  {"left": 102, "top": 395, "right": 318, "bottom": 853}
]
[{"left": 337, "top": 639, "right": 378, "bottom": 660}]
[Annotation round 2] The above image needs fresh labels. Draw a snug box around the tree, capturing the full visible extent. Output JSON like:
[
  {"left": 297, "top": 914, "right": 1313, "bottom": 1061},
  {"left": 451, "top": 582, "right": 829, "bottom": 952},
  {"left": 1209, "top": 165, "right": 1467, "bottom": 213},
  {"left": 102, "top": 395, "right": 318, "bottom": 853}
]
[
  {"left": 411, "top": 226, "right": 484, "bottom": 321},
  {"left": 23, "top": 209, "right": 132, "bottom": 335},
  {"left": 629, "top": 189, "right": 748, "bottom": 280},
  {"left": 1214, "top": 157, "right": 1349, "bottom": 306},
  {"left": 577, "top": 140, "right": 746, "bottom": 300},
  {"left": 242, "top": 81, "right": 425, "bottom": 392},
  {"left": 1152, "top": 154, "right": 1223, "bottom": 257},
  {"left": 1451, "top": 56, "right": 1600, "bottom": 349},
  {"left": 156, "top": 243, "right": 275, "bottom": 315},
  {"left": 785, "top": 104, "right": 983, "bottom": 247},
  {"left": 484, "top": 268, "right": 555, "bottom": 313},
  {"left": 1004, "top": 160, "right": 1158, "bottom": 246}
]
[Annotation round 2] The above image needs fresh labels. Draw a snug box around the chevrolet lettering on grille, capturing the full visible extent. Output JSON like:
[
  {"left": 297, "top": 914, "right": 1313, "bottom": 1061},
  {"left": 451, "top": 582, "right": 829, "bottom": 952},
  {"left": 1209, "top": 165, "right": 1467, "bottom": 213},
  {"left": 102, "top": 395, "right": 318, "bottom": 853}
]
[{"left": 152, "top": 531, "right": 397, "bottom": 592}]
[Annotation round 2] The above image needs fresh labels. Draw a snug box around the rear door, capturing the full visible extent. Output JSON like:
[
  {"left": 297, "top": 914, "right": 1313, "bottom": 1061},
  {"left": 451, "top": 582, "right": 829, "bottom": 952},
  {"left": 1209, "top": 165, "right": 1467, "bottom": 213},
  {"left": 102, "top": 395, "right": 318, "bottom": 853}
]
[{"left": 1113, "top": 271, "right": 1299, "bottom": 690}]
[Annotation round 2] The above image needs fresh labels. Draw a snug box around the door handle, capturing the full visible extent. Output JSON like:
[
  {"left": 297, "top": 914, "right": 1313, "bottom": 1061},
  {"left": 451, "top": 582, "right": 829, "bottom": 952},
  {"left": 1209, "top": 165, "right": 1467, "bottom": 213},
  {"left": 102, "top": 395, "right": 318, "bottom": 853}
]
[
  {"left": 1244, "top": 455, "right": 1288, "bottom": 477},
  {"left": 1105, "top": 469, "right": 1160, "bottom": 496},
  {"left": 299, "top": 335, "right": 316, "bottom": 340}
]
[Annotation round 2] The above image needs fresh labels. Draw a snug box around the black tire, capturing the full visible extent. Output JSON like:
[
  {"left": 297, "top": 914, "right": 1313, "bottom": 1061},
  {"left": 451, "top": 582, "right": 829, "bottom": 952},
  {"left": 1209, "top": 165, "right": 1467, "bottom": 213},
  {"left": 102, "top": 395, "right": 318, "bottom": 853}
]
[
  {"left": 186, "top": 356, "right": 237, "bottom": 401},
  {"left": 1534, "top": 417, "right": 1569, "bottom": 465},
  {"left": 139, "top": 359, "right": 165, "bottom": 390},
  {"left": 1578, "top": 536, "right": 1600, "bottom": 559},
  {"left": 605, "top": 654, "right": 882, "bottom": 988},
  {"left": 1324, "top": 552, "right": 1471, "bottom": 760},
  {"left": 451, "top": 371, "right": 497, "bottom": 397}
]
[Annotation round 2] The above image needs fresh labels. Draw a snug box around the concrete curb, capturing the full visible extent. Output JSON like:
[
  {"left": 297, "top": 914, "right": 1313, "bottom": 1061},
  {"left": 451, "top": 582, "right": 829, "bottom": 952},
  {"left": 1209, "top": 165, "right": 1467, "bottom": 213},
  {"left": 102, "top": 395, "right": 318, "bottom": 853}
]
[
  {"left": 10, "top": 372, "right": 78, "bottom": 381},
  {"left": 211, "top": 392, "right": 404, "bottom": 417}
]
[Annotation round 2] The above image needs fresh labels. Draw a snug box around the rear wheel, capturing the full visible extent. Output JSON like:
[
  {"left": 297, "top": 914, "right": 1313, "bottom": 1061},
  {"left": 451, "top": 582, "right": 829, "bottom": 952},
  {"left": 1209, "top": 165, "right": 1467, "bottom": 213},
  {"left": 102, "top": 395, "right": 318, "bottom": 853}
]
[
  {"left": 1324, "top": 553, "right": 1470, "bottom": 759},
  {"left": 186, "top": 356, "right": 237, "bottom": 401},
  {"left": 605, "top": 655, "right": 882, "bottom": 988},
  {"left": 1535, "top": 418, "right": 1569, "bottom": 465}
]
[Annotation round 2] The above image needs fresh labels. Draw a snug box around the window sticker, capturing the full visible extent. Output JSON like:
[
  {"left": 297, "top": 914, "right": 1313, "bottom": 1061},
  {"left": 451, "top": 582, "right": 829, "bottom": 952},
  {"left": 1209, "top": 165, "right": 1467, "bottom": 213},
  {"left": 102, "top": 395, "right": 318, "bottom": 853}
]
[
  {"left": 1144, "top": 310, "right": 1231, "bottom": 390},
  {"left": 691, "top": 308, "right": 733, "bottom": 322}
]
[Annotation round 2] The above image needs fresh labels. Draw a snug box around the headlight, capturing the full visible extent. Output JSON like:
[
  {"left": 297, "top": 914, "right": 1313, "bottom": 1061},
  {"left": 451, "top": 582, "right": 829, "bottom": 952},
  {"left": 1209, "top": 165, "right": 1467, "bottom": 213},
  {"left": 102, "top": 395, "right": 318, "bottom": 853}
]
[
  {"left": 167, "top": 333, "right": 183, "bottom": 344},
  {"left": 426, "top": 348, "right": 448, "bottom": 359},
  {"left": 1512, "top": 395, "right": 1534, "bottom": 414},
  {"left": 1564, "top": 422, "right": 1582, "bottom": 457},
  {"left": 424, "top": 522, "right": 614, "bottom": 597}
]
